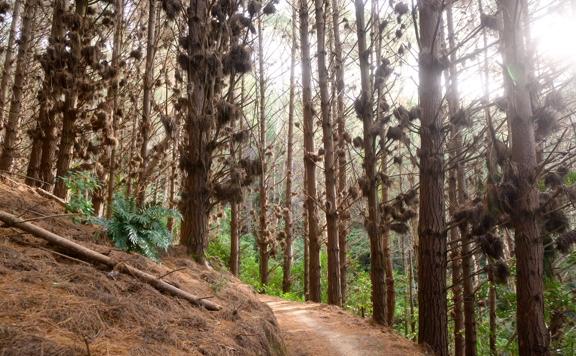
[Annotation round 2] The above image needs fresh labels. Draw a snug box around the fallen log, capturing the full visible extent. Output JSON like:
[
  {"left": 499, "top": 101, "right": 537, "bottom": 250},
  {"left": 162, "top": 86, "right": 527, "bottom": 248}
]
[{"left": 0, "top": 209, "right": 222, "bottom": 311}]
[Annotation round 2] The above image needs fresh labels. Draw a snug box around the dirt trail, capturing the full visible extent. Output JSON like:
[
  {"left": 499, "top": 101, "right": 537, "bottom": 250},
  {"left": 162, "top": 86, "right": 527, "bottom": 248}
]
[{"left": 260, "top": 295, "right": 428, "bottom": 356}]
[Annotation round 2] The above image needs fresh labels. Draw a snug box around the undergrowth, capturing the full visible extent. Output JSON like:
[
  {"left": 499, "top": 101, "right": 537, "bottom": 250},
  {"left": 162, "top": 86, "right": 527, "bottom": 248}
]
[
  {"left": 63, "top": 171, "right": 100, "bottom": 221},
  {"left": 206, "top": 209, "right": 576, "bottom": 354},
  {"left": 96, "top": 194, "right": 181, "bottom": 260}
]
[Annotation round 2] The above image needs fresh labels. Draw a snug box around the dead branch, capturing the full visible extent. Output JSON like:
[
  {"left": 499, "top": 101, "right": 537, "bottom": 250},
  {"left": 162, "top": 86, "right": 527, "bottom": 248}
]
[{"left": 0, "top": 209, "right": 222, "bottom": 311}]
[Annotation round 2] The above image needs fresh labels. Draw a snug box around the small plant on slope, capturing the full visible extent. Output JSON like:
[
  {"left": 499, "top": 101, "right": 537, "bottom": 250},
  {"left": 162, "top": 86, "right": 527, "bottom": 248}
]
[
  {"left": 62, "top": 170, "right": 100, "bottom": 221},
  {"left": 98, "top": 194, "right": 181, "bottom": 260}
]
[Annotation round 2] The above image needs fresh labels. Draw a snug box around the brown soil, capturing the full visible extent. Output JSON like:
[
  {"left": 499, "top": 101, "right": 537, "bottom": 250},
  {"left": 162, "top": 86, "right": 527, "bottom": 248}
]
[
  {"left": 261, "top": 296, "right": 429, "bottom": 356},
  {"left": 0, "top": 175, "right": 285, "bottom": 356}
]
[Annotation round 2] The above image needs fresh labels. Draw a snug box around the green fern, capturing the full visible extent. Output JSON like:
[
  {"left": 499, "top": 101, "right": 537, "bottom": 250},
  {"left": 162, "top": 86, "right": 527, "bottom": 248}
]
[{"left": 96, "top": 194, "right": 181, "bottom": 260}]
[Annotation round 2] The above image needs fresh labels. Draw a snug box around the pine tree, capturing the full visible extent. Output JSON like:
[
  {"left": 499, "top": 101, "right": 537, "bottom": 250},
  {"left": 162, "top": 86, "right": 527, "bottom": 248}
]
[{"left": 417, "top": 0, "right": 449, "bottom": 352}]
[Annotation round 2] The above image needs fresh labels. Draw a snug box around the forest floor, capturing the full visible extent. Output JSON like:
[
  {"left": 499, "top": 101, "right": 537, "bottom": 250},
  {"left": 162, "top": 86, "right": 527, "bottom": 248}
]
[
  {"left": 0, "top": 175, "right": 285, "bottom": 355},
  {"left": 261, "top": 295, "right": 428, "bottom": 356},
  {"left": 0, "top": 173, "right": 426, "bottom": 355}
]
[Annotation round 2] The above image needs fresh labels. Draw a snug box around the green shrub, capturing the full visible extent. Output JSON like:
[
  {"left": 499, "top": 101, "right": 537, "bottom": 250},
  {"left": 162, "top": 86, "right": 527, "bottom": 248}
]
[
  {"left": 96, "top": 194, "right": 181, "bottom": 260},
  {"left": 62, "top": 171, "right": 100, "bottom": 220}
]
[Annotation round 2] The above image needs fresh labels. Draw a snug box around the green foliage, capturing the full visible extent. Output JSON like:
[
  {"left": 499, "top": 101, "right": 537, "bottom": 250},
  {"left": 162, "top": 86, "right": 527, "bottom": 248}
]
[
  {"left": 206, "top": 215, "right": 305, "bottom": 301},
  {"left": 345, "top": 264, "right": 372, "bottom": 316},
  {"left": 545, "top": 276, "right": 576, "bottom": 353},
  {"left": 474, "top": 277, "right": 518, "bottom": 356},
  {"left": 96, "top": 194, "right": 181, "bottom": 260},
  {"left": 565, "top": 170, "right": 576, "bottom": 186},
  {"left": 62, "top": 171, "right": 100, "bottom": 220},
  {"left": 207, "top": 211, "right": 576, "bottom": 354}
]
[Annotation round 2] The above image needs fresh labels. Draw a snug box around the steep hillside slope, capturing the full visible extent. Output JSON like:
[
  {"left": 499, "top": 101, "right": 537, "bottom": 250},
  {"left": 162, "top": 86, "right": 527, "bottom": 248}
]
[{"left": 0, "top": 176, "right": 285, "bottom": 355}]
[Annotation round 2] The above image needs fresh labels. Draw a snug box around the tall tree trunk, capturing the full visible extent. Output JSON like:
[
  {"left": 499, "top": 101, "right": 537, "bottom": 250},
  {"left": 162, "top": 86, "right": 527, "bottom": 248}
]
[
  {"left": 408, "top": 173, "right": 418, "bottom": 337},
  {"left": 25, "top": 132, "right": 42, "bottom": 185},
  {"left": 34, "top": 0, "right": 65, "bottom": 190},
  {"left": 229, "top": 84, "right": 242, "bottom": 276},
  {"left": 303, "top": 168, "right": 310, "bottom": 300},
  {"left": 179, "top": 0, "right": 212, "bottom": 265},
  {"left": 282, "top": 6, "right": 297, "bottom": 293},
  {"left": 0, "top": 0, "right": 22, "bottom": 138},
  {"left": 314, "top": 0, "right": 341, "bottom": 306},
  {"left": 299, "top": 0, "right": 321, "bottom": 302},
  {"left": 105, "top": 0, "right": 124, "bottom": 218},
  {"left": 354, "top": 0, "right": 387, "bottom": 325},
  {"left": 167, "top": 128, "right": 179, "bottom": 231},
  {"left": 179, "top": 136, "right": 210, "bottom": 266},
  {"left": 92, "top": 0, "right": 124, "bottom": 216},
  {"left": 498, "top": 0, "right": 549, "bottom": 353},
  {"left": 331, "top": 0, "right": 348, "bottom": 303},
  {"left": 0, "top": 0, "right": 37, "bottom": 172},
  {"left": 417, "top": 0, "right": 448, "bottom": 352},
  {"left": 54, "top": 0, "right": 89, "bottom": 198},
  {"left": 401, "top": 229, "right": 408, "bottom": 334},
  {"left": 228, "top": 49, "right": 244, "bottom": 277},
  {"left": 408, "top": 246, "right": 415, "bottom": 335},
  {"left": 372, "top": 2, "right": 394, "bottom": 324},
  {"left": 137, "top": 0, "right": 158, "bottom": 205},
  {"left": 461, "top": 228, "right": 477, "bottom": 354},
  {"left": 445, "top": 5, "right": 466, "bottom": 356},
  {"left": 256, "top": 17, "right": 269, "bottom": 286},
  {"left": 230, "top": 201, "right": 240, "bottom": 275},
  {"left": 478, "top": 2, "right": 497, "bottom": 353},
  {"left": 125, "top": 101, "right": 139, "bottom": 197},
  {"left": 448, "top": 178, "right": 464, "bottom": 356},
  {"left": 380, "top": 159, "right": 395, "bottom": 325},
  {"left": 488, "top": 268, "right": 497, "bottom": 355},
  {"left": 53, "top": 111, "right": 75, "bottom": 198}
]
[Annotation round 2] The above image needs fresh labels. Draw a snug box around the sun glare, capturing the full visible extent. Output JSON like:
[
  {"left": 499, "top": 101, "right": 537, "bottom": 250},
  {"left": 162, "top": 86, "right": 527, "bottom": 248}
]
[{"left": 532, "top": 6, "right": 576, "bottom": 65}]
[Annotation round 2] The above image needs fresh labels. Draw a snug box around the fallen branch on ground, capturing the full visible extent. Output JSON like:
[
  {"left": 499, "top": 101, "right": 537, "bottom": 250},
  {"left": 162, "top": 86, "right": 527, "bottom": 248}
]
[
  {"left": 33, "top": 187, "right": 67, "bottom": 207},
  {"left": 157, "top": 267, "right": 187, "bottom": 280},
  {"left": 0, "top": 209, "right": 222, "bottom": 311}
]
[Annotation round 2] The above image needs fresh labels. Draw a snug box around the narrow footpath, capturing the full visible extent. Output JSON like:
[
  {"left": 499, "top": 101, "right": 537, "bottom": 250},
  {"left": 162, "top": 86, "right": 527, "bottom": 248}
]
[{"left": 260, "top": 295, "right": 429, "bottom": 356}]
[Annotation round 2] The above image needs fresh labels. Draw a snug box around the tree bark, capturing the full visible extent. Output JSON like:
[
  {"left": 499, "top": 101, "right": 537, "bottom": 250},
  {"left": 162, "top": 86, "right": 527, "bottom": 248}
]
[
  {"left": 227, "top": 41, "right": 244, "bottom": 277},
  {"left": 499, "top": 0, "right": 549, "bottom": 353},
  {"left": 179, "top": 0, "right": 212, "bottom": 264},
  {"left": 104, "top": 0, "right": 124, "bottom": 218},
  {"left": 92, "top": 0, "right": 124, "bottom": 216},
  {"left": 256, "top": 17, "right": 269, "bottom": 286},
  {"left": 166, "top": 124, "right": 179, "bottom": 232},
  {"left": 282, "top": 5, "right": 297, "bottom": 293},
  {"left": 230, "top": 200, "right": 240, "bottom": 275},
  {"left": 354, "top": 0, "right": 387, "bottom": 325},
  {"left": 53, "top": 0, "right": 89, "bottom": 198},
  {"left": 34, "top": 0, "right": 65, "bottom": 190},
  {"left": 448, "top": 179, "right": 464, "bottom": 356},
  {"left": 299, "top": 0, "right": 321, "bottom": 302},
  {"left": 25, "top": 134, "right": 42, "bottom": 186},
  {"left": 445, "top": 5, "right": 467, "bottom": 356},
  {"left": 0, "top": 0, "right": 22, "bottom": 138},
  {"left": 488, "top": 268, "right": 497, "bottom": 355},
  {"left": 136, "top": 0, "right": 158, "bottom": 205},
  {"left": 0, "top": 0, "right": 37, "bottom": 172},
  {"left": 372, "top": 2, "right": 394, "bottom": 324},
  {"left": 314, "top": 0, "right": 341, "bottom": 306},
  {"left": 303, "top": 168, "right": 310, "bottom": 300},
  {"left": 417, "top": 0, "right": 448, "bottom": 352},
  {"left": 330, "top": 0, "right": 348, "bottom": 304},
  {"left": 229, "top": 79, "right": 242, "bottom": 276},
  {"left": 380, "top": 158, "right": 395, "bottom": 325},
  {"left": 478, "top": 2, "right": 497, "bottom": 353}
]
